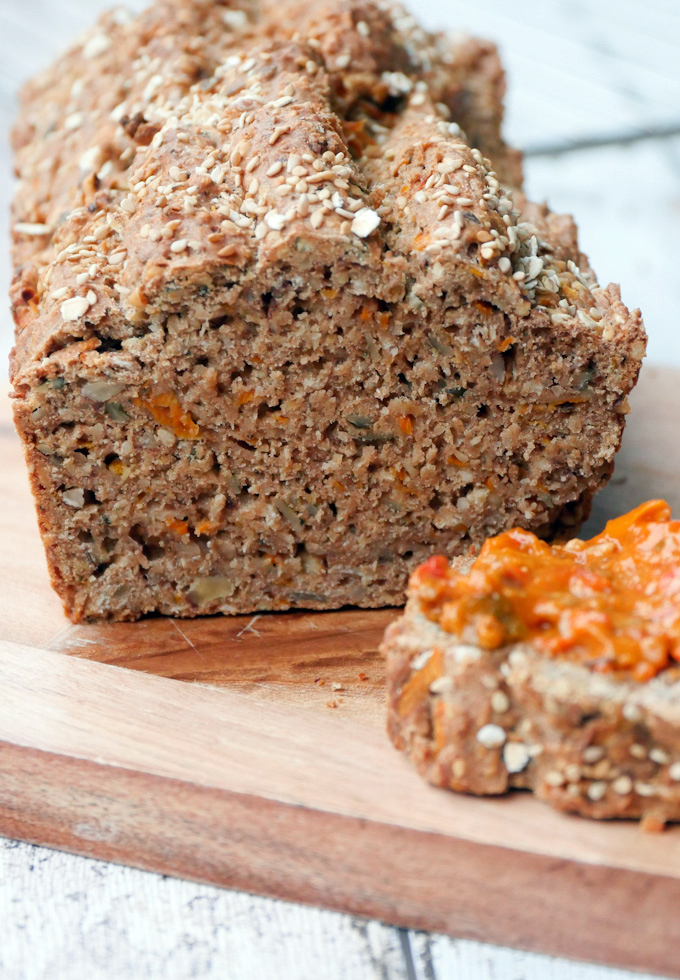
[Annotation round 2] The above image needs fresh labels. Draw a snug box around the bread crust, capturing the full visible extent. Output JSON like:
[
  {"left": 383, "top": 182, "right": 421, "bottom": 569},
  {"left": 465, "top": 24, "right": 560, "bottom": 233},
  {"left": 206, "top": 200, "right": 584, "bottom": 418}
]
[
  {"left": 9, "top": 0, "right": 645, "bottom": 621},
  {"left": 383, "top": 581, "right": 680, "bottom": 823}
]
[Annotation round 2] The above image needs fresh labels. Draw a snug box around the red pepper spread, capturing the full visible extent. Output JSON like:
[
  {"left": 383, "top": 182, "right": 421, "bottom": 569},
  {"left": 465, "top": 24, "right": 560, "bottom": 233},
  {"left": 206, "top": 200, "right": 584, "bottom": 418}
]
[{"left": 414, "top": 500, "right": 680, "bottom": 681}]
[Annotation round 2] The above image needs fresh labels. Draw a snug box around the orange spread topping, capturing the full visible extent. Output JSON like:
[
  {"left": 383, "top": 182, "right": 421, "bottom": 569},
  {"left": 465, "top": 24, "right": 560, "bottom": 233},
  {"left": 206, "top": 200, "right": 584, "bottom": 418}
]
[{"left": 414, "top": 501, "right": 680, "bottom": 681}]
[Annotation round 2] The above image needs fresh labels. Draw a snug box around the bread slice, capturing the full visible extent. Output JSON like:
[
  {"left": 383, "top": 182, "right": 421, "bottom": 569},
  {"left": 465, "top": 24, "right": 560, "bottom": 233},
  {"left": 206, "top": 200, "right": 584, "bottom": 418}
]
[
  {"left": 383, "top": 557, "right": 680, "bottom": 824},
  {"left": 10, "top": 0, "right": 644, "bottom": 621}
]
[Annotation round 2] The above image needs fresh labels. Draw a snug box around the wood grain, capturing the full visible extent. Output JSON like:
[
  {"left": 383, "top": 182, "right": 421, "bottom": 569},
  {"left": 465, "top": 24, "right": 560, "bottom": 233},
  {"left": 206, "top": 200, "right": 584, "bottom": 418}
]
[{"left": 2, "top": 366, "right": 680, "bottom": 977}]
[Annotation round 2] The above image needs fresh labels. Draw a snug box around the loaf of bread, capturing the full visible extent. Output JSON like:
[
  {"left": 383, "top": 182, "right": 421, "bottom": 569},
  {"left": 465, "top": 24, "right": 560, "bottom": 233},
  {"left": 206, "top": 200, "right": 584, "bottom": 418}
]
[
  {"left": 383, "top": 503, "right": 680, "bottom": 825},
  {"left": 10, "top": 0, "right": 645, "bottom": 621}
]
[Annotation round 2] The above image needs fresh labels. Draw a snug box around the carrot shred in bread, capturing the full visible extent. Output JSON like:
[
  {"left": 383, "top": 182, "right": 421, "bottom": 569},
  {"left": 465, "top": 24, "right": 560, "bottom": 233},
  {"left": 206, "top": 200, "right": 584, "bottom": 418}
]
[
  {"left": 398, "top": 648, "right": 444, "bottom": 716},
  {"left": 133, "top": 391, "right": 200, "bottom": 440},
  {"left": 166, "top": 517, "right": 189, "bottom": 535},
  {"left": 413, "top": 501, "right": 680, "bottom": 681}
]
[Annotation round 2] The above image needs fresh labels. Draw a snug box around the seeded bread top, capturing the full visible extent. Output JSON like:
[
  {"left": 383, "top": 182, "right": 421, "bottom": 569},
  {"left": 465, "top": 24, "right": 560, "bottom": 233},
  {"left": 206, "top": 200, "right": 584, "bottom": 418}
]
[{"left": 10, "top": 0, "right": 643, "bottom": 387}]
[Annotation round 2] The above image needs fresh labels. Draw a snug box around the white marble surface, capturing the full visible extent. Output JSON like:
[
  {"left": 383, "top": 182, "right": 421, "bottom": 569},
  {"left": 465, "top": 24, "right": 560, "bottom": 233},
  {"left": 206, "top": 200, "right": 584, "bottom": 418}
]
[{"left": 1, "top": 1, "right": 679, "bottom": 978}]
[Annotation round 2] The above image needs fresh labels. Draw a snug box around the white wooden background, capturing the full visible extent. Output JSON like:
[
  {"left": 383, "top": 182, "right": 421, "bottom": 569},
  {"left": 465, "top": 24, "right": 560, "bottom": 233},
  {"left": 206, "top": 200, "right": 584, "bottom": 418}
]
[{"left": 1, "top": 1, "right": 679, "bottom": 978}]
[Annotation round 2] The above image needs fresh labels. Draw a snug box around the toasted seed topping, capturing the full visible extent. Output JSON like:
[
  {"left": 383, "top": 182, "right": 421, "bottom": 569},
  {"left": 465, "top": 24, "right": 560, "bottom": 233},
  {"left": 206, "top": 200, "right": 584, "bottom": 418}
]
[
  {"left": 351, "top": 207, "right": 381, "bottom": 238},
  {"left": 623, "top": 703, "right": 643, "bottom": 723},
  {"left": 565, "top": 763, "right": 582, "bottom": 783},
  {"left": 60, "top": 296, "right": 91, "bottom": 321},
  {"left": 587, "top": 781, "right": 607, "bottom": 802},
  {"left": 14, "top": 222, "right": 52, "bottom": 236},
  {"left": 582, "top": 746, "right": 604, "bottom": 763},
  {"left": 503, "top": 741, "right": 530, "bottom": 774},
  {"left": 490, "top": 690, "right": 510, "bottom": 713},
  {"left": 612, "top": 775, "right": 633, "bottom": 795},
  {"left": 544, "top": 770, "right": 565, "bottom": 788},
  {"left": 429, "top": 675, "right": 454, "bottom": 694},
  {"left": 411, "top": 649, "right": 433, "bottom": 671},
  {"left": 476, "top": 724, "right": 506, "bottom": 749}
]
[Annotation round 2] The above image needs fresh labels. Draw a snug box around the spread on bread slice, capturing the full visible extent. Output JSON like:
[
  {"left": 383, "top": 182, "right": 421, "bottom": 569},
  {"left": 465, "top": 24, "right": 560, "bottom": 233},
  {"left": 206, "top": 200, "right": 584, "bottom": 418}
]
[{"left": 384, "top": 501, "right": 680, "bottom": 826}]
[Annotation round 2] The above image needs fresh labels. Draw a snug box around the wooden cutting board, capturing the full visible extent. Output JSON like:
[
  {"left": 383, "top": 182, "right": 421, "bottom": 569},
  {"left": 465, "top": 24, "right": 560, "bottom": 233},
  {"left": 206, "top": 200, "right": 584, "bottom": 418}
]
[{"left": 2, "top": 366, "right": 680, "bottom": 978}]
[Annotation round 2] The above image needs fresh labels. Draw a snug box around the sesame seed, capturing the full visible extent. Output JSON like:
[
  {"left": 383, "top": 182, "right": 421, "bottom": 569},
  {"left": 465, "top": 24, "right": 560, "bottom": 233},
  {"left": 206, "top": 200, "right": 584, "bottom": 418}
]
[
  {"left": 351, "top": 207, "right": 381, "bottom": 238},
  {"left": 269, "top": 125, "right": 288, "bottom": 146},
  {"left": 265, "top": 212, "right": 286, "bottom": 231},
  {"left": 650, "top": 748, "right": 670, "bottom": 765},
  {"left": 623, "top": 703, "right": 642, "bottom": 723},
  {"left": 306, "top": 170, "right": 336, "bottom": 184},
  {"left": 14, "top": 221, "right": 52, "bottom": 237},
  {"left": 612, "top": 775, "right": 633, "bottom": 795},
  {"left": 60, "top": 296, "right": 91, "bottom": 321},
  {"left": 310, "top": 209, "right": 324, "bottom": 229},
  {"left": 170, "top": 239, "right": 188, "bottom": 253},
  {"left": 587, "top": 781, "right": 607, "bottom": 802},
  {"left": 222, "top": 8, "right": 248, "bottom": 29},
  {"left": 267, "top": 161, "right": 283, "bottom": 177},
  {"left": 429, "top": 676, "right": 454, "bottom": 694},
  {"left": 669, "top": 763, "right": 680, "bottom": 781},
  {"left": 635, "top": 782, "right": 656, "bottom": 797},
  {"left": 83, "top": 33, "right": 111, "bottom": 59},
  {"left": 544, "top": 770, "right": 565, "bottom": 788},
  {"left": 565, "top": 764, "right": 582, "bottom": 783},
  {"left": 335, "top": 54, "right": 351, "bottom": 69},
  {"left": 476, "top": 724, "right": 506, "bottom": 749},
  {"left": 630, "top": 743, "right": 647, "bottom": 760},
  {"left": 503, "top": 741, "right": 530, "bottom": 774},
  {"left": 409, "top": 651, "right": 433, "bottom": 673},
  {"left": 582, "top": 746, "right": 604, "bottom": 763},
  {"left": 490, "top": 691, "right": 510, "bottom": 714},
  {"left": 356, "top": 20, "right": 370, "bottom": 35},
  {"left": 272, "top": 95, "right": 294, "bottom": 108},
  {"left": 86, "top": 290, "right": 97, "bottom": 306}
]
